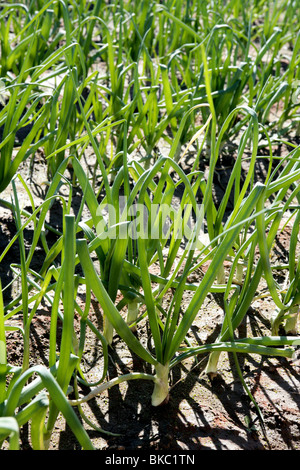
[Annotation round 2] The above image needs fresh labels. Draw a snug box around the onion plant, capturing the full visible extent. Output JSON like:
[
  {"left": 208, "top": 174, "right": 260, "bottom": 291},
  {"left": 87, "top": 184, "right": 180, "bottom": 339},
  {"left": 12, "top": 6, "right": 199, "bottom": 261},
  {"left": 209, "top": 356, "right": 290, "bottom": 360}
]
[
  {"left": 0, "top": 168, "right": 106, "bottom": 448},
  {"left": 0, "top": 75, "right": 53, "bottom": 193},
  {"left": 0, "top": 0, "right": 110, "bottom": 185},
  {"left": 0, "top": 214, "right": 95, "bottom": 450},
  {"left": 76, "top": 156, "right": 300, "bottom": 410},
  {"left": 2, "top": 0, "right": 296, "bottom": 189},
  {"left": 1, "top": 0, "right": 300, "bottom": 446},
  {"left": 205, "top": 144, "right": 300, "bottom": 375}
]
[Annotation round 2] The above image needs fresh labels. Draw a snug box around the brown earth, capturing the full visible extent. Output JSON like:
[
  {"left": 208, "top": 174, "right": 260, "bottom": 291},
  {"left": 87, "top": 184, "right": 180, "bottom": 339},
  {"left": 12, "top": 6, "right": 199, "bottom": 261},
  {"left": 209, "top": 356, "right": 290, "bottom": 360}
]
[{"left": 4, "top": 286, "right": 300, "bottom": 451}]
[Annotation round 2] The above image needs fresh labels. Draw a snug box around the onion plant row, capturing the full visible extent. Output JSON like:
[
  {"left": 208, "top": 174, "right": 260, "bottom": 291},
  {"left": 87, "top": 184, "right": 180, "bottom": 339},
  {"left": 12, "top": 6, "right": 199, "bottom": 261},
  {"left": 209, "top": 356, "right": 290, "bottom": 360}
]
[
  {"left": 1, "top": 0, "right": 299, "bottom": 189},
  {"left": 0, "top": 0, "right": 299, "bottom": 450}
]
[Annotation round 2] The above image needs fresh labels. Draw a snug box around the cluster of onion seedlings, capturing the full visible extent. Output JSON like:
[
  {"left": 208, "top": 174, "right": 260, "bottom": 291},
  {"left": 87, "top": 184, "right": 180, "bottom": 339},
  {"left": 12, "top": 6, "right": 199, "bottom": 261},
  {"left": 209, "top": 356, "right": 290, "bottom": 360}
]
[{"left": 0, "top": 0, "right": 299, "bottom": 450}]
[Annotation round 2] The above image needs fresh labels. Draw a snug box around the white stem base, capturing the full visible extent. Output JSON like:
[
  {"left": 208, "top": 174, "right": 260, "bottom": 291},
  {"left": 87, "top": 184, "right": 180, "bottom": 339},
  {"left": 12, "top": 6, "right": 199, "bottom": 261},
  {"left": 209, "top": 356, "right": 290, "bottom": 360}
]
[
  {"left": 271, "top": 307, "right": 283, "bottom": 335},
  {"left": 233, "top": 262, "right": 244, "bottom": 285},
  {"left": 217, "top": 264, "right": 225, "bottom": 284},
  {"left": 103, "top": 317, "right": 114, "bottom": 345},
  {"left": 126, "top": 301, "right": 139, "bottom": 333},
  {"left": 284, "top": 305, "right": 300, "bottom": 334},
  {"left": 151, "top": 363, "right": 170, "bottom": 407},
  {"left": 205, "top": 350, "right": 222, "bottom": 378}
]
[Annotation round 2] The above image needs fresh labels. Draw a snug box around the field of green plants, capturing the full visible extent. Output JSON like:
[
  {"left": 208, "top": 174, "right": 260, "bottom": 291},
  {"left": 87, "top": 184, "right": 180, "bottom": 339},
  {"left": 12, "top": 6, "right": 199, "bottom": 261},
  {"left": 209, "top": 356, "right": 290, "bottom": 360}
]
[{"left": 0, "top": 0, "right": 300, "bottom": 451}]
